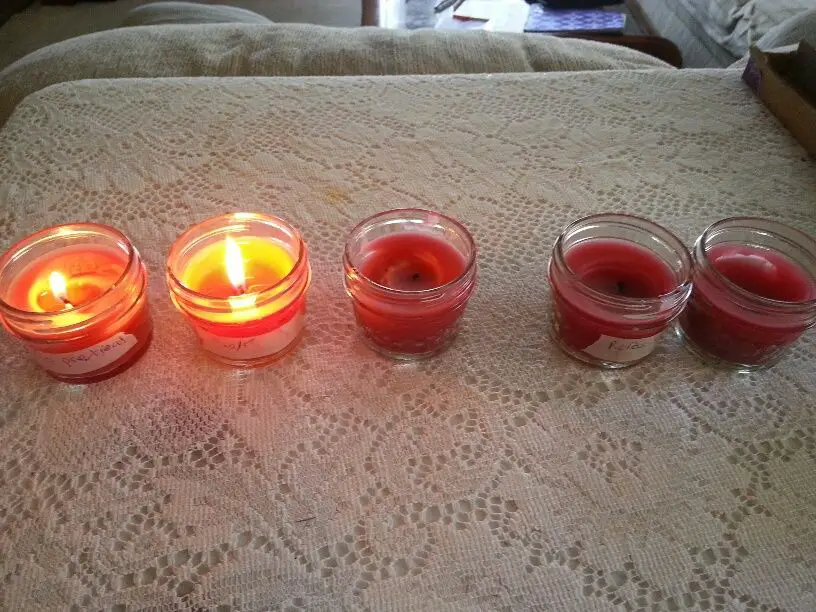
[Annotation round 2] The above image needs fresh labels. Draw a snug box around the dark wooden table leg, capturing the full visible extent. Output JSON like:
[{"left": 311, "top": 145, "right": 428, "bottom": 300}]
[{"left": 361, "top": 0, "right": 378, "bottom": 26}]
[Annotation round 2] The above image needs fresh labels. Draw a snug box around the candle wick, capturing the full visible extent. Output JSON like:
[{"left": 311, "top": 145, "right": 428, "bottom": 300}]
[
  {"left": 236, "top": 283, "right": 248, "bottom": 295},
  {"left": 61, "top": 297, "right": 74, "bottom": 310}
]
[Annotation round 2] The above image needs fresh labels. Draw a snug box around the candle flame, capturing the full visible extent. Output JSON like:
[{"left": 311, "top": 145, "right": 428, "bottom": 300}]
[
  {"left": 49, "top": 271, "right": 70, "bottom": 306},
  {"left": 225, "top": 236, "right": 247, "bottom": 293}
]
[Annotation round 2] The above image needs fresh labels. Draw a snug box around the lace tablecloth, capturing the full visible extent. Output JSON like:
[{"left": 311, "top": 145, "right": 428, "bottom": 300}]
[{"left": 1, "top": 71, "right": 815, "bottom": 611}]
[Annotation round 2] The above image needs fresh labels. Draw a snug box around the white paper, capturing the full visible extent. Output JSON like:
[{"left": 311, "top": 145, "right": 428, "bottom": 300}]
[
  {"left": 453, "top": 0, "right": 528, "bottom": 33},
  {"left": 197, "top": 311, "right": 304, "bottom": 361},
  {"left": 31, "top": 332, "right": 138, "bottom": 375},
  {"left": 454, "top": 0, "right": 502, "bottom": 20},
  {"left": 582, "top": 334, "right": 659, "bottom": 364}
]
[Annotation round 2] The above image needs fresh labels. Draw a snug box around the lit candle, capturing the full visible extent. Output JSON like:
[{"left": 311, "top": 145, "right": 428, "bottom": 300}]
[
  {"left": 0, "top": 224, "right": 152, "bottom": 382},
  {"left": 167, "top": 213, "right": 311, "bottom": 366}
]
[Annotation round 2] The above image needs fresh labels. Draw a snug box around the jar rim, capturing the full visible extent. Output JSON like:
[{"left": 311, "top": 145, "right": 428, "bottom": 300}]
[
  {"left": 552, "top": 213, "right": 693, "bottom": 308},
  {"left": 343, "top": 208, "right": 477, "bottom": 298},
  {"left": 0, "top": 222, "right": 139, "bottom": 321},
  {"left": 697, "top": 216, "right": 816, "bottom": 308},
  {"left": 166, "top": 212, "right": 308, "bottom": 310}
]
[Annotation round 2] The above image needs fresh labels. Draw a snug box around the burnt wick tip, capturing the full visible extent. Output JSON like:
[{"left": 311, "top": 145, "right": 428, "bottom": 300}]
[{"left": 412, "top": 273, "right": 421, "bottom": 281}]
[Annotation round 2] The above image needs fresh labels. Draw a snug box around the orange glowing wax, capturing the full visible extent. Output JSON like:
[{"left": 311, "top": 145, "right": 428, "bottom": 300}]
[
  {"left": 180, "top": 236, "right": 297, "bottom": 323},
  {"left": 9, "top": 246, "right": 126, "bottom": 315},
  {"left": 182, "top": 236, "right": 293, "bottom": 298},
  {"left": 169, "top": 223, "right": 311, "bottom": 367},
  {"left": 167, "top": 213, "right": 311, "bottom": 367},
  {"left": 0, "top": 230, "right": 152, "bottom": 383}
]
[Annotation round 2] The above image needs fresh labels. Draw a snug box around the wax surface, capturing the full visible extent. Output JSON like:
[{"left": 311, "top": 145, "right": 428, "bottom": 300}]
[
  {"left": 708, "top": 244, "right": 813, "bottom": 302},
  {"left": 181, "top": 236, "right": 295, "bottom": 298},
  {"left": 5, "top": 246, "right": 126, "bottom": 313},
  {"left": 360, "top": 232, "right": 467, "bottom": 290},
  {"left": 565, "top": 239, "right": 676, "bottom": 298}
]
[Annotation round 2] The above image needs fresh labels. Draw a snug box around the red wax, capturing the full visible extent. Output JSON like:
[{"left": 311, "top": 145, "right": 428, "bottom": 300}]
[
  {"left": 567, "top": 239, "right": 676, "bottom": 298},
  {"left": 362, "top": 233, "right": 466, "bottom": 291},
  {"left": 680, "top": 244, "right": 816, "bottom": 364},
  {"left": 705, "top": 245, "right": 812, "bottom": 301},
  {"left": 551, "top": 239, "right": 677, "bottom": 351},
  {"left": 354, "top": 232, "right": 470, "bottom": 355}
]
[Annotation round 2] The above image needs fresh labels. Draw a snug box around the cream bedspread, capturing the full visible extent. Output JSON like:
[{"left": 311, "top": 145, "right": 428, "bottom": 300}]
[
  {"left": 0, "top": 70, "right": 815, "bottom": 610},
  {"left": 0, "top": 23, "right": 670, "bottom": 127}
]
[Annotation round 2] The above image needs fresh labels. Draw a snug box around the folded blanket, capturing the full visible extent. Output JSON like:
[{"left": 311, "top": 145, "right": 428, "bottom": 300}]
[
  {"left": 728, "top": 9, "right": 816, "bottom": 69},
  {"left": 678, "top": 0, "right": 814, "bottom": 58},
  {"left": 0, "top": 22, "right": 670, "bottom": 126}
]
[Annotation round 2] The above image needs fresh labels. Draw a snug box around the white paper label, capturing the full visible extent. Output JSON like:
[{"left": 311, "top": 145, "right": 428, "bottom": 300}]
[
  {"left": 31, "top": 332, "right": 138, "bottom": 375},
  {"left": 582, "top": 334, "right": 659, "bottom": 363},
  {"left": 197, "top": 311, "right": 304, "bottom": 360}
]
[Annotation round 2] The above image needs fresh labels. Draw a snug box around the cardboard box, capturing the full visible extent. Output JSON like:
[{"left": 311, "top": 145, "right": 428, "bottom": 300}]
[{"left": 743, "top": 42, "right": 816, "bottom": 156}]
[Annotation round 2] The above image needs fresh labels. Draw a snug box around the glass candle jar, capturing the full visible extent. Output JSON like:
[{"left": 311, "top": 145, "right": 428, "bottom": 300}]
[
  {"left": 343, "top": 208, "right": 477, "bottom": 360},
  {"left": 0, "top": 223, "right": 152, "bottom": 383},
  {"left": 548, "top": 213, "right": 692, "bottom": 368},
  {"left": 167, "top": 213, "right": 311, "bottom": 367},
  {"left": 677, "top": 217, "right": 816, "bottom": 370}
]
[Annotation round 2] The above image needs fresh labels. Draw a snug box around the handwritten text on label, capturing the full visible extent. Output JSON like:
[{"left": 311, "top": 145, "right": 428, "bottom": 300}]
[
  {"left": 197, "top": 311, "right": 304, "bottom": 360},
  {"left": 31, "top": 332, "right": 138, "bottom": 375},
  {"left": 583, "top": 333, "right": 660, "bottom": 363}
]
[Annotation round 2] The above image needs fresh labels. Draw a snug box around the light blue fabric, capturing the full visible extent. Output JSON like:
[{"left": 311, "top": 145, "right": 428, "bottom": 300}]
[{"left": 755, "top": 7, "right": 816, "bottom": 48}]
